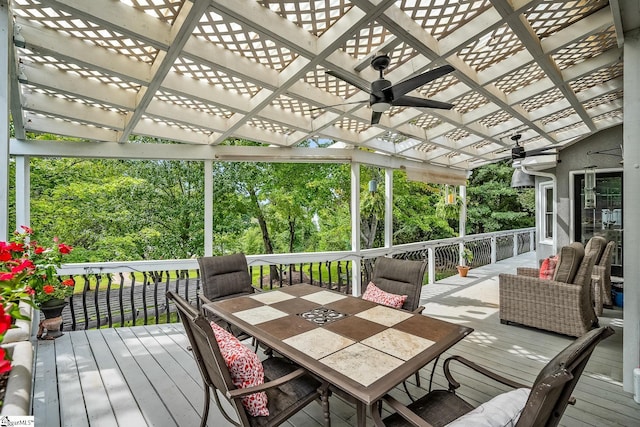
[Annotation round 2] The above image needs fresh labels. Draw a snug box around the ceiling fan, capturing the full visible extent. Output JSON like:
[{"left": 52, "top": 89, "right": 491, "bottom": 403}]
[
  {"left": 507, "top": 134, "right": 559, "bottom": 162},
  {"left": 320, "top": 53, "right": 455, "bottom": 125}
]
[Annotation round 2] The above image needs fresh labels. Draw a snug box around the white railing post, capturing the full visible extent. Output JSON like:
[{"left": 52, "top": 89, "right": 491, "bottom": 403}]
[
  {"left": 491, "top": 236, "right": 497, "bottom": 264},
  {"left": 427, "top": 246, "right": 435, "bottom": 285},
  {"left": 513, "top": 234, "right": 518, "bottom": 258},
  {"left": 530, "top": 230, "right": 535, "bottom": 252}
]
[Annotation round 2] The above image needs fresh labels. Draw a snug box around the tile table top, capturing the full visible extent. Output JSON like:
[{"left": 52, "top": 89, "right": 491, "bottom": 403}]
[{"left": 206, "top": 283, "right": 473, "bottom": 406}]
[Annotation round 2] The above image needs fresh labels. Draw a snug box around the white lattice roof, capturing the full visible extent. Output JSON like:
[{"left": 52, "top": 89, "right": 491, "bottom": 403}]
[{"left": 7, "top": 0, "right": 636, "bottom": 172}]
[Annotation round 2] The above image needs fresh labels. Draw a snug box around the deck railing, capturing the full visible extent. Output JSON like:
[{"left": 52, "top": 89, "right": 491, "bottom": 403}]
[{"left": 55, "top": 228, "right": 535, "bottom": 330}]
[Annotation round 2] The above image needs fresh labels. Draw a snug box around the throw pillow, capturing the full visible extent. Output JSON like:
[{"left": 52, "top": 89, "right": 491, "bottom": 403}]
[
  {"left": 210, "top": 322, "right": 269, "bottom": 417},
  {"left": 539, "top": 256, "right": 558, "bottom": 280},
  {"left": 445, "top": 388, "right": 530, "bottom": 427},
  {"left": 362, "top": 281, "right": 408, "bottom": 309}
]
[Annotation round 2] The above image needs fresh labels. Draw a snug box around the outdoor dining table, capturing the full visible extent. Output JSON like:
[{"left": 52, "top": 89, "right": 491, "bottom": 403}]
[{"left": 204, "top": 283, "right": 473, "bottom": 427}]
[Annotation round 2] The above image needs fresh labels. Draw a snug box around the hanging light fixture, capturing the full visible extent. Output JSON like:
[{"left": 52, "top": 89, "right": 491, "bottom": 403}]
[
  {"left": 584, "top": 165, "right": 597, "bottom": 209},
  {"left": 445, "top": 185, "right": 456, "bottom": 205},
  {"left": 368, "top": 178, "right": 377, "bottom": 194},
  {"left": 511, "top": 168, "right": 535, "bottom": 188}
]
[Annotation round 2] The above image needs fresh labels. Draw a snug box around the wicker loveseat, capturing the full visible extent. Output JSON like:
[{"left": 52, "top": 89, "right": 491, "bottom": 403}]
[{"left": 499, "top": 242, "right": 598, "bottom": 337}]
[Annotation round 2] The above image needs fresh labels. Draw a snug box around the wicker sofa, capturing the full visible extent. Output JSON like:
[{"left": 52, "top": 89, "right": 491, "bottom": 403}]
[
  {"left": 499, "top": 242, "right": 599, "bottom": 337},
  {"left": 592, "top": 240, "right": 616, "bottom": 314}
]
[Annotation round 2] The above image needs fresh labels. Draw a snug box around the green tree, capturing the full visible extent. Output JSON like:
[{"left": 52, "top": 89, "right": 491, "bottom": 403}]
[{"left": 466, "top": 161, "right": 535, "bottom": 233}]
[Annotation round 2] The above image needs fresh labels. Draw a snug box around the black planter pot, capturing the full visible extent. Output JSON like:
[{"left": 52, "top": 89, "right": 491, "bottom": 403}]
[{"left": 37, "top": 299, "right": 68, "bottom": 340}]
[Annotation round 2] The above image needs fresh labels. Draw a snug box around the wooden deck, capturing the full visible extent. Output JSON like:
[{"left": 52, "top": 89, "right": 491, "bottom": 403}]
[{"left": 33, "top": 253, "right": 640, "bottom": 426}]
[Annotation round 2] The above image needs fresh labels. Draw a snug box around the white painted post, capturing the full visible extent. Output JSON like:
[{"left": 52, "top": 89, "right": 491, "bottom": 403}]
[
  {"left": 351, "top": 163, "right": 361, "bottom": 296},
  {"left": 623, "top": 28, "right": 640, "bottom": 394},
  {"left": 0, "top": 1, "right": 10, "bottom": 240},
  {"left": 427, "top": 246, "right": 435, "bottom": 285},
  {"left": 204, "top": 160, "right": 213, "bottom": 256},
  {"left": 384, "top": 168, "right": 393, "bottom": 249},
  {"left": 459, "top": 185, "right": 467, "bottom": 265},
  {"left": 15, "top": 156, "right": 30, "bottom": 229},
  {"left": 491, "top": 236, "right": 497, "bottom": 264}
]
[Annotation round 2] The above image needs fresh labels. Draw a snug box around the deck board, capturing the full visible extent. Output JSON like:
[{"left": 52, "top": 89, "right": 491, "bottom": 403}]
[{"left": 33, "top": 253, "right": 640, "bottom": 426}]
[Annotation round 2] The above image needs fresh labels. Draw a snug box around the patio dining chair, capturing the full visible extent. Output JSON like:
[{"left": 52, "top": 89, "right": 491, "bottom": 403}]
[
  {"left": 167, "top": 290, "right": 331, "bottom": 427},
  {"left": 368, "top": 256, "right": 428, "bottom": 314},
  {"left": 198, "top": 253, "right": 259, "bottom": 339},
  {"left": 374, "top": 326, "right": 614, "bottom": 427},
  {"left": 367, "top": 256, "right": 428, "bottom": 395}
]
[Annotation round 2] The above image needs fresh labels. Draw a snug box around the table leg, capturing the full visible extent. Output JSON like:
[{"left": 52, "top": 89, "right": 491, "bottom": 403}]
[{"left": 356, "top": 401, "right": 367, "bottom": 427}]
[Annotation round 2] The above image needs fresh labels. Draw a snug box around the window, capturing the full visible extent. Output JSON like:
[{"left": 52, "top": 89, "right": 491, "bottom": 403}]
[{"left": 542, "top": 184, "right": 553, "bottom": 240}]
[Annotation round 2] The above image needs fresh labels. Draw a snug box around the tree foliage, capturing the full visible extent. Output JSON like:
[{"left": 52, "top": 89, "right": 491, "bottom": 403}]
[
  {"left": 466, "top": 161, "right": 535, "bottom": 233},
  {"left": 14, "top": 140, "right": 533, "bottom": 262}
]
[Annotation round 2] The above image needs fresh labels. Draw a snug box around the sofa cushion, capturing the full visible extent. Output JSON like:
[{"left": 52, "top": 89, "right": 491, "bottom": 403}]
[
  {"left": 210, "top": 322, "right": 269, "bottom": 417},
  {"left": 553, "top": 243, "right": 584, "bottom": 283},
  {"left": 572, "top": 253, "right": 596, "bottom": 286},
  {"left": 362, "top": 281, "right": 408, "bottom": 309},
  {"left": 445, "top": 388, "right": 530, "bottom": 427},
  {"left": 584, "top": 236, "right": 607, "bottom": 264},
  {"left": 539, "top": 256, "right": 557, "bottom": 280}
]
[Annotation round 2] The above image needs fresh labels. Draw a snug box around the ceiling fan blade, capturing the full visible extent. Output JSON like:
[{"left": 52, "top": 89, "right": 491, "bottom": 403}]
[
  {"left": 308, "top": 100, "right": 368, "bottom": 112},
  {"left": 389, "top": 65, "right": 455, "bottom": 99},
  {"left": 371, "top": 111, "right": 382, "bottom": 125},
  {"left": 325, "top": 70, "right": 371, "bottom": 94},
  {"left": 525, "top": 145, "right": 561, "bottom": 156},
  {"left": 391, "top": 95, "right": 454, "bottom": 110}
]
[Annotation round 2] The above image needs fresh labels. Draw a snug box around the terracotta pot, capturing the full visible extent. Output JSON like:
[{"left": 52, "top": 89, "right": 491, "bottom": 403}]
[{"left": 457, "top": 265, "right": 470, "bottom": 277}]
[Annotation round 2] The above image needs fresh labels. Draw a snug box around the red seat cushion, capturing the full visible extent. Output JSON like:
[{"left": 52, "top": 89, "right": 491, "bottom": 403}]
[
  {"left": 362, "top": 281, "right": 408, "bottom": 309},
  {"left": 539, "top": 256, "right": 558, "bottom": 280}
]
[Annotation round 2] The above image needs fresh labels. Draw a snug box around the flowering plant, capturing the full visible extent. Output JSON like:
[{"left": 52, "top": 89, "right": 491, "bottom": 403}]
[
  {"left": 1, "top": 226, "right": 49, "bottom": 372},
  {"left": 1, "top": 226, "right": 74, "bottom": 306}
]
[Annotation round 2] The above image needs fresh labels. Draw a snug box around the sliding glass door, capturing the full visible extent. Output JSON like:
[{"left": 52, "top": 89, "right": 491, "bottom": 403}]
[{"left": 573, "top": 171, "right": 623, "bottom": 276}]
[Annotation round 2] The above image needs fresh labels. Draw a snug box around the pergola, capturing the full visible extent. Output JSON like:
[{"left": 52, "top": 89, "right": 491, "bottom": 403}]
[{"left": 2, "top": 0, "right": 640, "bottom": 394}]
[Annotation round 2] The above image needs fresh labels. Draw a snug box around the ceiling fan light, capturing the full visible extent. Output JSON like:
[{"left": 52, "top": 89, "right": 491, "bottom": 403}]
[
  {"left": 372, "top": 102, "right": 391, "bottom": 112},
  {"left": 511, "top": 168, "right": 535, "bottom": 189}
]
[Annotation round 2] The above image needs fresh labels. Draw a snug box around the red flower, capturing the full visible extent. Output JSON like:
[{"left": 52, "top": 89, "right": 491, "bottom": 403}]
[
  {"left": 43, "top": 285, "right": 55, "bottom": 294},
  {"left": 25, "top": 286, "right": 35, "bottom": 295},
  {"left": 8, "top": 242, "right": 24, "bottom": 252},
  {"left": 0, "top": 272, "right": 14, "bottom": 281},
  {"left": 62, "top": 279, "right": 75, "bottom": 287},
  {"left": 0, "top": 348, "right": 11, "bottom": 374},
  {"left": 0, "top": 250, "right": 11, "bottom": 262},
  {"left": 11, "top": 259, "right": 34, "bottom": 274},
  {"left": 20, "top": 225, "right": 33, "bottom": 234},
  {"left": 0, "top": 306, "right": 12, "bottom": 335},
  {"left": 58, "top": 244, "right": 72, "bottom": 254},
  {"left": 34, "top": 246, "right": 45, "bottom": 254}
]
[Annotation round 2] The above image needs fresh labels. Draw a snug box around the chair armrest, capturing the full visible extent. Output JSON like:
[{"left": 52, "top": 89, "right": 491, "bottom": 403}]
[
  {"left": 373, "top": 394, "right": 434, "bottom": 427},
  {"left": 443, "top": 355, "right": 529, "bottom": 391},
  {"left": 413, "top": 306, "right": 425, "bottom": 314},
  {"left": 226, "top": 367, "right": 309, "bottom": 398},
  {"left": 199, "top": 294, "right": 213, "bottom": 305},
  {"left": 516, "top": 267, "right": 539, "bottom": 277}
]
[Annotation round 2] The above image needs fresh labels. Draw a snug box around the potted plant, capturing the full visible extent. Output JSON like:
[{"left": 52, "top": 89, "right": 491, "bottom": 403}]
[
  {"left": 457, "top": 247, "right": 473, "bottom": 277},
  {"left": 0, "top": 226, "right": 47, "bottom": 414},
  {"left": 18, "top": 227, "right": 74, "bottom": 340}
]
